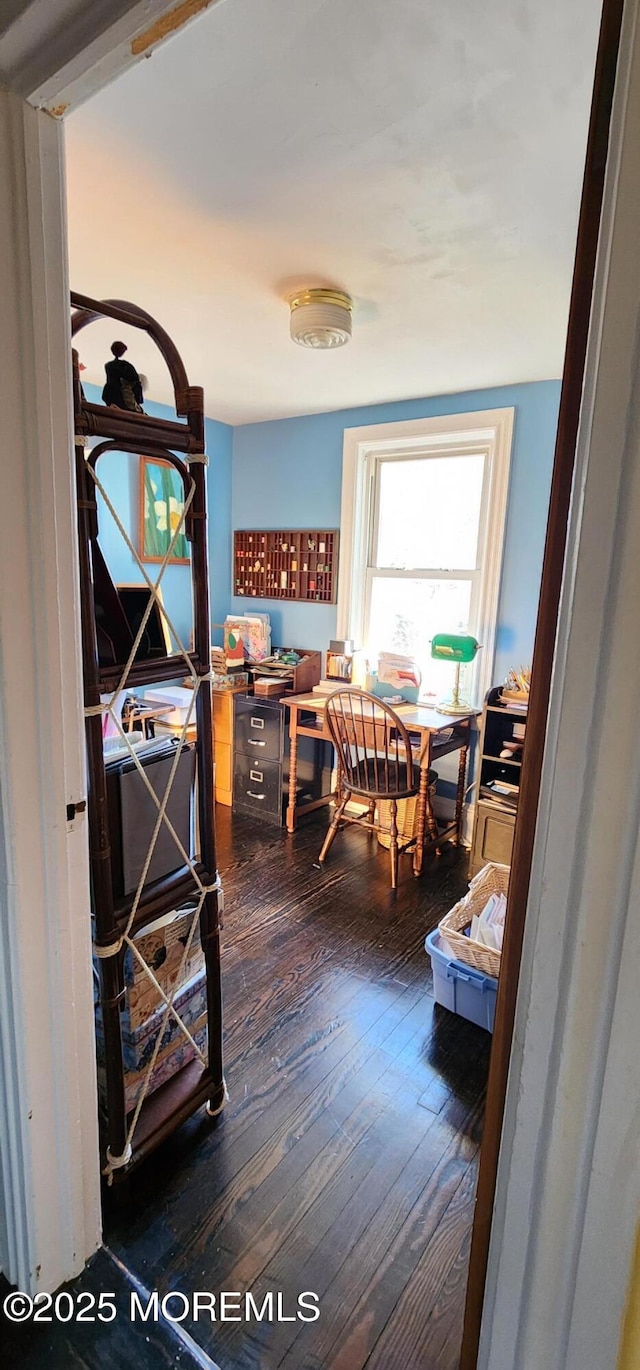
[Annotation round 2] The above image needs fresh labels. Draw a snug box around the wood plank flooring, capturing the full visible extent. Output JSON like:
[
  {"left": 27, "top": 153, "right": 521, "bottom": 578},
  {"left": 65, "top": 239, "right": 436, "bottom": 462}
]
[
  {"left": 105, "top": 807, "right": 491, "bottom": 1369},
  {"left": 3, "top": 808, "right": 490, "bottom": 1369}
]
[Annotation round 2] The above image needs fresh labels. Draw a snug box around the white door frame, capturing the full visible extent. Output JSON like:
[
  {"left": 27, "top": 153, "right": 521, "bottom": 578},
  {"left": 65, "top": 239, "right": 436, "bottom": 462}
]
[
  {"left": 0, "top": 90, "right": 100, "bottom": 1294},
  {"left": 3, "top": 2, "right": 640, "bottom": 1355}
]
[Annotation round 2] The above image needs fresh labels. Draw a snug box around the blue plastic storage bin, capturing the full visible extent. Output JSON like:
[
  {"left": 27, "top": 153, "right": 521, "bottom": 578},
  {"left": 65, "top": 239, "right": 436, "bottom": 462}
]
[{"left": 425, "top": 928, "right": 498, "bottom": 1033}]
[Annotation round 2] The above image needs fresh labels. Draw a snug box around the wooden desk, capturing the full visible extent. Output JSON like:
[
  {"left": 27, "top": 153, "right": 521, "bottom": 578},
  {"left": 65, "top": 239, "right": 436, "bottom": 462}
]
[{"left": 285, "top": 694, "right": 475, "bottom": 876}]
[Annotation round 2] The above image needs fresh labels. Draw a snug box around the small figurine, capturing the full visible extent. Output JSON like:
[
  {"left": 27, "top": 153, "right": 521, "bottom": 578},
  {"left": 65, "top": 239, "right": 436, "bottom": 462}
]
[{"left": 102, "top": 340, "right": 144, "bottom": 412}]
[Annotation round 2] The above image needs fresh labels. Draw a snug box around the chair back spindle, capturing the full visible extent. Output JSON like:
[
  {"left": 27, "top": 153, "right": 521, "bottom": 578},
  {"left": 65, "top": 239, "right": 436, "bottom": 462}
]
[
  {"left": 324, "top": 689, "right": 416, "bottom": 800},
  {"left": 318, "top": 689, "right": 423, "bottom": 888}
]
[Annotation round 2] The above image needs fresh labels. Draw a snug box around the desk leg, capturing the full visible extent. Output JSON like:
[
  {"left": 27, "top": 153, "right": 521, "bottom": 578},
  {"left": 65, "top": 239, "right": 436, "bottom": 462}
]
[
  {"left": 286, "top": 719, "right": 299, "bottom": 833},
  {"left": 413, "top": 763, "right": 429, "bottom": 876},
  {"left": 455, "top": 742, "right": 469, "bottom": 845}
]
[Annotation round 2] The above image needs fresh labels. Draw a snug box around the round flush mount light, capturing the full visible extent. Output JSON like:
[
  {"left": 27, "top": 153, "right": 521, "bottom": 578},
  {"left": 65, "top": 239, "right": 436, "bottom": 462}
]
[{"left": 289, "top": 288, "right": 353, "bottom": 349}]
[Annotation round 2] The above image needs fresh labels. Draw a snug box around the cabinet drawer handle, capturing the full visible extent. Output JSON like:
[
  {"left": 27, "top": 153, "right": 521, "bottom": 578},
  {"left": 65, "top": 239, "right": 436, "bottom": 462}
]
[
  {"left": 247, "top": 790, "right": 265, "bottom": 800},
  {"left": 248, "top": 738, "right": 266, "bottom": 746},
  {"left": 250, "top": 716, "right": 265, "bottom": 729}
]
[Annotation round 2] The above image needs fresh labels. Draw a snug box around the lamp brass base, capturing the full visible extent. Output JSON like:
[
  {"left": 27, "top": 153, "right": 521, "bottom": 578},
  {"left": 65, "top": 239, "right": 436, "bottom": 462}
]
[{"left": 435, "top": 696, "right": 475, "bottom": 716}]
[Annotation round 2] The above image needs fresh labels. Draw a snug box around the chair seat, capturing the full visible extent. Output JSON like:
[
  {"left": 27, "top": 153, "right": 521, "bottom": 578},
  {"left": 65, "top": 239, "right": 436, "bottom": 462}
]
[{"left": 346, "top": 756, "right": 421, "bottom": 798}]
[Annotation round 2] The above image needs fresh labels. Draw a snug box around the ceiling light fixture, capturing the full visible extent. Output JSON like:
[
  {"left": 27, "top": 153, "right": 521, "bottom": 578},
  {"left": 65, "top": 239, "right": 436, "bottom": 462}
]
[{"left": 289, "top": 288, "right": 353, "bottom": 349}]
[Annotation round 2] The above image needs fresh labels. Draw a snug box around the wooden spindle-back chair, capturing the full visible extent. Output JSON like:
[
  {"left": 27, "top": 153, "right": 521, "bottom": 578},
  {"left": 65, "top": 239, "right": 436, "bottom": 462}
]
[{"left": 318, "top": 688, "right": 420, "bottom": 888}]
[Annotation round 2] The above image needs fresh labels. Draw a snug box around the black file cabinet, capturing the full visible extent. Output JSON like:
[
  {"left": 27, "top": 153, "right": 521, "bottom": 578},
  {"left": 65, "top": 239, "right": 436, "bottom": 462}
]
[{"left": 232, "top": 694, "right": 332, "bottom": 825}]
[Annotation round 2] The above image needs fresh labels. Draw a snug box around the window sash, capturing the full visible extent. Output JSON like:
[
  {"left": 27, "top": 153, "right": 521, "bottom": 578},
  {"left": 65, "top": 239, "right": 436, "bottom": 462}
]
[
  {"left": 363, "top": 446, "right": 491, "bottom": 699},
  {"left": 337, "top": 408, "right": 515, "bottom": 712},
  {"left": 363, "top": 567, "right": 482, "bottom": 703},
  {"left": 368, "top": 444, "right": 488, "bottom": 574}
]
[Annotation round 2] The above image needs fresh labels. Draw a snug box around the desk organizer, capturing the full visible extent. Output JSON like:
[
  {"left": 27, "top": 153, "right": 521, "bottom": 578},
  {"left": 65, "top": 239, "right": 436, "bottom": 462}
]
[
  {"left": 234, "top": 529, "right": 338, "bottom": 602},
  {"left": 249, "top": 648, "right": 322, "bottom": 696}
]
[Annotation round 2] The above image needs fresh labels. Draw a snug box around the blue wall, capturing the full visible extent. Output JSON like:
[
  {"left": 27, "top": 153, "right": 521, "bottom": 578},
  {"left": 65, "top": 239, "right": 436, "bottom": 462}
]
[
  {"left": 84, "top": 377, "right": 560, "bottom": 690},
  {"left": 231, "top": 381, "right": 560, "bottom": 681},
  {"left": 84, "top": 385, "right": 232, "bottom": 649}
]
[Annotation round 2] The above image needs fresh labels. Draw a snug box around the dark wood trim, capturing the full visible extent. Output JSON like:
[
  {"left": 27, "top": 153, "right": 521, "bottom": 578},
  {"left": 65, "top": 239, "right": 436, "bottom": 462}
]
[
  {"left": 71, "top": 293, "right": 190, "bottom": 398},
  {"left": 460, "top": 1, "right": 625, "bottom": 1363},
  {"left": 98, "top": 651, "right": 205, "bottom": 692}
]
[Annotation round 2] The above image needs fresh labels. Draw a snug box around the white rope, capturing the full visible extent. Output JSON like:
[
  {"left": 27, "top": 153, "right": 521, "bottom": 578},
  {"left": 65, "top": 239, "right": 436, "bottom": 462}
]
[
  {"left": 206, "top": 1079, "right": 229, "bottom": 1117},
  {"left": 94, "top": 938, "right": 124, "bottom": 958},
  {"left": 85, "top": 452, "right": 224, "bottom": 1178},
  {"left": 104, "top": 1143, "right": 133, "bottom": 1174}
]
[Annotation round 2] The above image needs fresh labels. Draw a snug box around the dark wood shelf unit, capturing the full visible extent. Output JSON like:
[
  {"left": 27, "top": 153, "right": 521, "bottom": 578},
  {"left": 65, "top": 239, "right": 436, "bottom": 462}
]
[
  {"left": 109, "top": 863, "right": 208, "bottom": 933},
  {"left": 234, "top": 528, "right": 339, "bottom": 602},
  {"left": 470, "top": 686, "right": 527, "bottom": 874},
  {"left": 125, "top": 1060, "right": 225, "bottom": 1170},
  {"left": 71, "top": 293, "right": 224, "bottom": 1180},
  {"left": 482, "top": 753, "right": 523, "bottom": 767},
  {"left": 97, "top": 651, "right": 202, "bottom": 692}
]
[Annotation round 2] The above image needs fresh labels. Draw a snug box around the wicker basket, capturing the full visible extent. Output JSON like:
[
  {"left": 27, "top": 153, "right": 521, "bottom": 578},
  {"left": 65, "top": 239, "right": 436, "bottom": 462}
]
[
  {"left": 377, "top": 770, "right": 437, "bottom": 849},
  {"left": 437, "top": 862, "right": 510, "bottom": 978}
]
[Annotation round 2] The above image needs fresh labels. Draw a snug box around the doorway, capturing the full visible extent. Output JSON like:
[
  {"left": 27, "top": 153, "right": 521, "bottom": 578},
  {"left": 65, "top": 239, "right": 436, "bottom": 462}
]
[{"left": 1, "top": 0, "right": 635, "bottom": 1364}]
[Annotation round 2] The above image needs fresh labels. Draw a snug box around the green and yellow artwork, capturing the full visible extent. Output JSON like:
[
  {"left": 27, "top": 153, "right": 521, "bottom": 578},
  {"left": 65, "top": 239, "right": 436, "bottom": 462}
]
[{"left": 139, "top": 457, "right": 190, "bottom": 564}]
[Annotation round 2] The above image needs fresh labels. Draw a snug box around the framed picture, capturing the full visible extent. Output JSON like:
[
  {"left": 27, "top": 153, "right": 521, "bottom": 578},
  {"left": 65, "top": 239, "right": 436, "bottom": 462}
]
[{"left": 139, "top": 456, "right": 190, "bottom": 564}]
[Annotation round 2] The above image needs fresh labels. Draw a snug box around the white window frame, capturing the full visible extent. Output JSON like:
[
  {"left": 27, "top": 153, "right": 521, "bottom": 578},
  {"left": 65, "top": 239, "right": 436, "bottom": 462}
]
[{"left": 337, "top": 408, "right": 515, "bottom": 709}]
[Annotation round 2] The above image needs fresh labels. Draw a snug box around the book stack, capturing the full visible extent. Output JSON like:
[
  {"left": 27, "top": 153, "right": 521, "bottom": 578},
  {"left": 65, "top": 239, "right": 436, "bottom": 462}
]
[
  {"left": 481, "top": 778, "right": 519, "bottom": 807},
  {"left": 210, "top": 645, "right": 226, "bottom": 675},
  {"left": 312, "top": 679, "right": 341, "bottom": 696}
]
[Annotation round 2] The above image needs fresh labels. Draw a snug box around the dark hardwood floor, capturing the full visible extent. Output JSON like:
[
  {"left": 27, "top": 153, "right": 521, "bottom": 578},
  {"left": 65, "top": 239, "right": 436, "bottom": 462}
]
[
  {"left": 5, "top": 808, "right": 490, "bottom": 1369},
  {"left": 0, "top": 1250, "right": 204, "bottom": 1370}
]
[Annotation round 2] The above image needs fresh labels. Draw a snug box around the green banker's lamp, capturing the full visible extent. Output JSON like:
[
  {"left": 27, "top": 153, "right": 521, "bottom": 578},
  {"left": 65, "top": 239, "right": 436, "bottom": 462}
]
[{"left": 431, "top": 633, "right": 481, "bottom": 715}]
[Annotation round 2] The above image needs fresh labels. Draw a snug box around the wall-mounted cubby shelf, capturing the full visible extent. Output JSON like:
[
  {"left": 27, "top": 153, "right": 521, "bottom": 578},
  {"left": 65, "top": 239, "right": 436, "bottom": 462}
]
[{"left": 234, "top": 529, "right": 339, "bottom": 603}]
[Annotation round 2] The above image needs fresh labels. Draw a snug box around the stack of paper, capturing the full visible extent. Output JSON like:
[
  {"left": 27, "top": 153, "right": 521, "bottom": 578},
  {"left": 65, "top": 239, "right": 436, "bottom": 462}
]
[
  {"left": 377, "top": 651, "right": 421, "bottom": 692},
  {"left": 471, "top": 891, "right": 507, "bottom": 952}
]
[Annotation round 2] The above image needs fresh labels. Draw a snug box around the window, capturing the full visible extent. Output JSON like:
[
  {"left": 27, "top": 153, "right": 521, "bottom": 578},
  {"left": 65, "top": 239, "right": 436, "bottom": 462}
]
[{"left": 337, "top": 410, "right": 514, "bottom": 708}]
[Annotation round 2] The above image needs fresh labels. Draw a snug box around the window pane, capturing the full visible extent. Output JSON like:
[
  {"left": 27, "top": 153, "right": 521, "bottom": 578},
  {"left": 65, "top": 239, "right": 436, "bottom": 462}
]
[
  {"left": 367, "top": 575, "right": 473, "bottom": 701},
  {"left": 375, "top": 454, "right": 485, "bottom": 570}
]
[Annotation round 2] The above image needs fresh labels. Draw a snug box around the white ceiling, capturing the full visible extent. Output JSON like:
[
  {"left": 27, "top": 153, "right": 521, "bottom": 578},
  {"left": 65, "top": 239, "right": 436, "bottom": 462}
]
[{"left": 65, "top": 0, "right": 602, "bottom": 425}]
